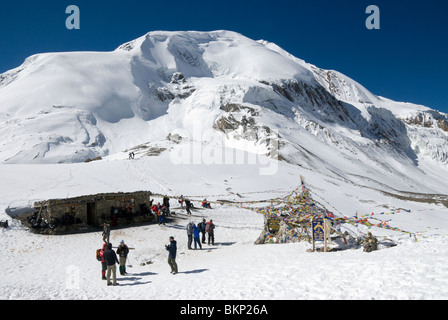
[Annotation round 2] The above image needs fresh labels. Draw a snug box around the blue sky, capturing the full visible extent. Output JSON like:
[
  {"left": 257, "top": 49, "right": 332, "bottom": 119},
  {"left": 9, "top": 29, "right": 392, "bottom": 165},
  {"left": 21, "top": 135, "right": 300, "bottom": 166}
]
[{"left": 0, "top": 0, "right": 447, "bottom": 113}]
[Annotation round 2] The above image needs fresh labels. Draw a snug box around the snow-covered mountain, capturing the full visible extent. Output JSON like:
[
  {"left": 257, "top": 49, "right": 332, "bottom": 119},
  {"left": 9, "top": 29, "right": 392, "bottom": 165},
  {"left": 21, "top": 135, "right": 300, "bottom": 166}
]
[
  {"left": 2, "top": 31, "right": 448, "bottom": 301},
  {"left": 0, "top": 30, "right": 447, "bottom": 199}
]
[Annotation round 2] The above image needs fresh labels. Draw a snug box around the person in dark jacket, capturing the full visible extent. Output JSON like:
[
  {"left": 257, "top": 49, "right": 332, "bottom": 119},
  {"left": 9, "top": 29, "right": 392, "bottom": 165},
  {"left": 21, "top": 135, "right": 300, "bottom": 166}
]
[
  {"left": 103, "top": 242, "right": 119, "bottom": 286},
  {"left": 198, "top": 218, "right": 207, "bottom": 244},
  {"left": 206, "top": 219, "right": 215, "bottom": 245},
  {"left": 185, "top": 198, "right": 192, "bottom": 215},
  {"left": 165, "top": 236, "right": 178, "bottom": 275}
]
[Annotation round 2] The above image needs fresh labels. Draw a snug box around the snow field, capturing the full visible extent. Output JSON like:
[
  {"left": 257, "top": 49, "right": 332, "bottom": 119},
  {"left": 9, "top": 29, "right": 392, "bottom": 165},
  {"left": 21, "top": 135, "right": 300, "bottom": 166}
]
[
  {"left": 0, "top": 154, "right": 447, "bottom": 300},
  {"left": 1, "top": 196, "right": 448, "bottom": 300}
]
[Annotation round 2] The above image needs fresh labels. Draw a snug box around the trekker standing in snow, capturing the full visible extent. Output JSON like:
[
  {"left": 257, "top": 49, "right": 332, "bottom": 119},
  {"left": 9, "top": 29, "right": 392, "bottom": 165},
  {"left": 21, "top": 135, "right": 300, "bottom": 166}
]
[
  {"left": 158, "top": 206, "right": 168, "bottom": 225},
  {"left": 103, "top": 243, "right": 120, "bottom": 286},
  {"left": 186, "top": 221, "right": 194, "bottom": 250},
  {"left": 206, "top": 219, "right": 215, "bottom": 245},
  {"left": 185, "top": 198, "right": 192, "bottom": 215},
  {"left": 165, "top": 236, "right": 178, "bottom": 275},
  {"left": 151, "top": 203, "right": 159, "bottom": 220},
  {"left": 179, "top": 195, "right": 184, "bottom": 208},
  {"left": 99, "top": 243, "right": 107, "bottom": 280},
  {"left": 163, "top": 195, "right": 171, "bottom": 215},
  {"left": 102, "top": 222, "right": 111, "bottom": 244},
  {"left": 116, "top": 240, "right": 130, "bottom": 275},
  {"left": 193, "top": 223, "right": 202, "bottom": 250},
  {"left": 198, "top": 218, "right": 207, "bottom": 244}
]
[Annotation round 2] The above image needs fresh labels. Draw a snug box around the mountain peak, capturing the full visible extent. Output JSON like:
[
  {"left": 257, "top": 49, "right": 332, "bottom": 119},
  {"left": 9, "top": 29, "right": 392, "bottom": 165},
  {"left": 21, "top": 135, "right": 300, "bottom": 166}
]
[{"left": 114, "top": 30, "right": 314, "bottom": 82}]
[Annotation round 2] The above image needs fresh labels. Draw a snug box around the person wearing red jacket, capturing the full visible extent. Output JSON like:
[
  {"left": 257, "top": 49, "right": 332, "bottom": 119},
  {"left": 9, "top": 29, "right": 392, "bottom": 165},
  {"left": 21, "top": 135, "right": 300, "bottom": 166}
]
[
  {"left": 151, "top": 204, "right": 159, "bottom": 222},
  {"left": 99, "top": 243, "right": 107, "bottom": 280},
  {"left": 206, "top": 219, "right": 215, "bottom": 245}
]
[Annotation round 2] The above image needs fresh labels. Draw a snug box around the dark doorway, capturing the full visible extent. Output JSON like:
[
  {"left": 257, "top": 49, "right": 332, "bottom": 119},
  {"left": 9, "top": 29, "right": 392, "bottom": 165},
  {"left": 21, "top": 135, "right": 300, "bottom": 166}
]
[{"left": 87, "top": 202, "right": 96, "bottom": 225}]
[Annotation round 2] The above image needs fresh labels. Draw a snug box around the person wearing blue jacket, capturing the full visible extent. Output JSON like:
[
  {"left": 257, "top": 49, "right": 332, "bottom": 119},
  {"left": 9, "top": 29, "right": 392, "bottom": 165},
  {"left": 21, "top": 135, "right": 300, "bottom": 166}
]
[
  {"left": 193, "top": 223, "right": 202, "bottom": 250},
  {"left": 165, "top": 236, "right": 178, "bottom": 275}
]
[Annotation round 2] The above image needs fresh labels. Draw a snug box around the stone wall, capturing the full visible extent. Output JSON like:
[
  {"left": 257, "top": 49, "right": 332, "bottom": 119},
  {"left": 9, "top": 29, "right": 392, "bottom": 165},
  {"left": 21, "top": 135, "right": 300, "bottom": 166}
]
[{"left": 32, "top": 191, "right": 155, "bottom": 234}]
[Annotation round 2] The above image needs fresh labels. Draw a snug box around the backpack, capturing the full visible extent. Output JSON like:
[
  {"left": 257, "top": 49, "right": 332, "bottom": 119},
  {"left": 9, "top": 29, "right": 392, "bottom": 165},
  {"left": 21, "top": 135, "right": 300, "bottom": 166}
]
[
  {"left": 206, "top": 223, "right": 213, "bottom": 233},
  {"left": 96, "top": 249, "right": 102, "bottom": 261}
]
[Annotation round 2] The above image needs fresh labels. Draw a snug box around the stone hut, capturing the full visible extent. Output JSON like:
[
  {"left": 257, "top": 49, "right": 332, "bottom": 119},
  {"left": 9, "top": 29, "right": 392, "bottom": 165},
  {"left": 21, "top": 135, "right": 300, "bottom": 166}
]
[{"left": 31, "top": 191, "right": 154, "bottom": 234}]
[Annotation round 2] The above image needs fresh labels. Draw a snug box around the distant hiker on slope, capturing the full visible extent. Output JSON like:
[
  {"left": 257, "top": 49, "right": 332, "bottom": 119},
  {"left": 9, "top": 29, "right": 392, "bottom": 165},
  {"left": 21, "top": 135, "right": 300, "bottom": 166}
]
[
  {"left": 165, "top": 236, "right": 178, "bottom": 275},
  {"left": 116, "top": 240, "right": 130, "bottom": 275},
  {"left": 103, "top": 243, "right": 120, "bottom": 286}
]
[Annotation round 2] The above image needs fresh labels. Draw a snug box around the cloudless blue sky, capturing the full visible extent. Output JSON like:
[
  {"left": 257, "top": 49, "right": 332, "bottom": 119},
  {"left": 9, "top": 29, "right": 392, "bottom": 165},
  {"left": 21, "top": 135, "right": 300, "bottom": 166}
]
[{"left": 0, "top": 0, "right": 447, "bottom": 113}]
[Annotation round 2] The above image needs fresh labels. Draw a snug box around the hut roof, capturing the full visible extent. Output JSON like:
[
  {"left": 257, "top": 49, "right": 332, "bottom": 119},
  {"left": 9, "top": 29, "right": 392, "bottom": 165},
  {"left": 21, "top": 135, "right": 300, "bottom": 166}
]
[{"left": 34, "top": 191, "right": 152, "bottom": 207}]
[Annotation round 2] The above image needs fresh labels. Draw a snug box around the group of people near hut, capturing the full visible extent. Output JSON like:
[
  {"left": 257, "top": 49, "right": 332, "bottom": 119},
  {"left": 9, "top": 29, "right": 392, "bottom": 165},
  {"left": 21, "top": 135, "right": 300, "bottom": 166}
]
[
  {"left": 104, "top": 195, "right": 174, "bottom": 228},
  {"left": 151, "top": 203, "right": 168, "bottom": 225},
  {"left": 98, "top": 232, "right": 129, "bottom": 286},
  {"left": 98, "top": 194, "right": 217, "bottom": 285},
  {"left": 178, "top": 195, "right": 213, "bottom": 214}
]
